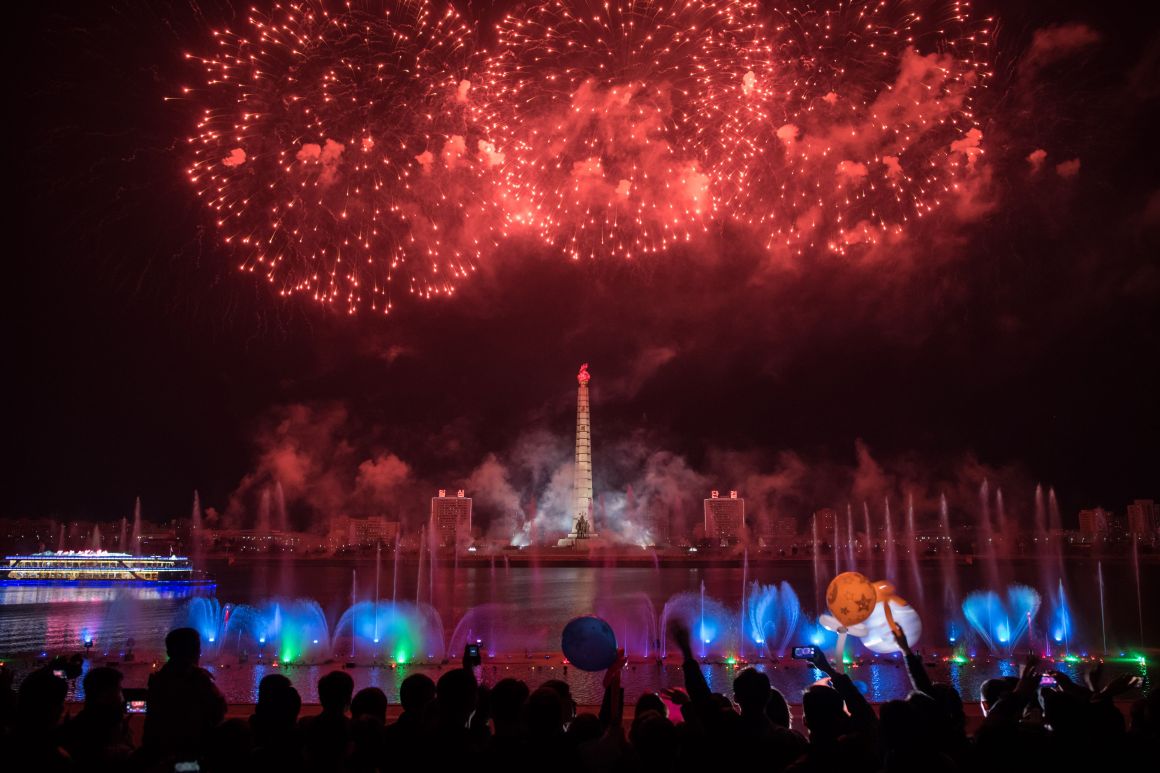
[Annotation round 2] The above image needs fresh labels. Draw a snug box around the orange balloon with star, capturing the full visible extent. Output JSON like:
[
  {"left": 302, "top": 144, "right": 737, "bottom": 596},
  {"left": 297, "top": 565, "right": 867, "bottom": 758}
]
[{"left": 826, "top": 572, "right": 878, "bottom": 627}]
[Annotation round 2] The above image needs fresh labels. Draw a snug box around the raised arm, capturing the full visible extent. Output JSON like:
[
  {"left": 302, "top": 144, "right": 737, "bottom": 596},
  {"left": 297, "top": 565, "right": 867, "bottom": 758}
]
[
  {"left": 669, "top": 620, "right": 711, "bottom": 705},
  {"left": 809, "top": 647, "right": 877, "bottom": 730},
  {"left": 598, "top": 649, "right": 627, "bottom": 729},
  {"left": 984, "top": 654, "right": 1042, "bottom": 727},
  {"left": 893, "top": 627, "right": 934, "bottom": 695}
]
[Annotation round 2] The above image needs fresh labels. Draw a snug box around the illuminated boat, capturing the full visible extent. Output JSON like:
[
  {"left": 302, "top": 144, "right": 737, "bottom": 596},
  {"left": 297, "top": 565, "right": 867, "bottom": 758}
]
[{"left": 0, "top": 550, "right": 212, "bottom": 584}]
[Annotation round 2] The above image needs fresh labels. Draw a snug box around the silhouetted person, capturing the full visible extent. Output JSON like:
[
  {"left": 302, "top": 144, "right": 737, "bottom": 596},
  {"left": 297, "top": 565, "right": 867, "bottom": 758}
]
[
  {"left": 567, "top": 712, "right": 603, "bottom": 748},
  {"left": 1127, "top": 689, "right": 1160, "bottom": 766},
  {"left": 249, "top": 673, "right": 302, "bottom": 771},
  {"left": 765, "top": 686, "right": 795, "bottom": 730},
  {"left": 792, "top": 683, "right": 848, "bottom": 769},
  {"left": 490, "top": 677, "right": 530, "bottom": 739},
  {"left": 979, "top": 677, "right": 1018, "bottom": 717},
  {"left": 382, "top": 672, "right": 435, "bottom": 771},
  {"left": 790, "top": 657, "right": 878, "bottom": 773},
  {"left": 525, "top": 685, "right": 570, "bottom": 765},
  {"left": 430, "top": 668, "right": 483, "bottom": 766},
  {"left": 484, "top": 677, "right": 530, "bottom": 771},
  {"left": 635, "top": 692, "right": 667, "bottom": 720},
  {"left": 299, "top": 669, "right": 353, "bottom": 770},
  {"left": 734, "top": 667, "right": 773, "bottom": 727},
  {"left": 203, "top": 718, "right": 253, "bottom": 773},
  {"left": 351, "top": 686, "right": 387, "bottom": 724},
  {"left": 142, "top": 627, "right": 226, "bottom": 766},
  {"left": 925, "top": 683, "right": 970, "bottom": 763},
  {"left": 59, "top": 666, "right": 133, "bottom": 771},
  {"left": 733, "top": 668, "right": 806, "bottom": 772},
  {"left": 974, "top": 655, "right": 1051, "bottom": 773},
  {"left": 541, "top": 679, "right": 578, "bottom": 728},
  {"left": 629, "top": 710, "right": 679, "bottom": 773},
  {"left": 8, "top": 667, "right": 71, "bottom": 771},
  {"left": 0, "top": 663, "right": 15, "bottom": 737},
  {"left": 349, "top": 686, "right": 387, "bottom": 773},
  {"left": 881, "top": 696, "right": 956, "bottom": 773}
]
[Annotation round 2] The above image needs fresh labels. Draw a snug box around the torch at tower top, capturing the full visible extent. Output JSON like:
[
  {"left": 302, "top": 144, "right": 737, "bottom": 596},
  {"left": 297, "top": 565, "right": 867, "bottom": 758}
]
[{"left": 577, "top": 363, "right": 591, "bottom": 385}]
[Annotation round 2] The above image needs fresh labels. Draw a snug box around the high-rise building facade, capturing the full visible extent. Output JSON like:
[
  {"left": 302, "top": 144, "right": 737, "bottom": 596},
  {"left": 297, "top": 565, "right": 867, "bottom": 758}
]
[
  {"left": 431, "top": 489, "right": 472, "bottom": 548},
  {"left": 354, "top": 517, "right": 399, "bottom": 547},
  {"left": 704, "top": 490, "right": 745, "bottom": 545},
  {"left": 1126, "top": 499, "right": 1158, "bottom": 536},
  {"left": 329, "top": 515, "right": 400, "bottom": 550},
  {"left": 1078, "top": 507, "right": 1112, "bottom": 535},
  {"left": 813, "top": 508, "right": 838, "bottom": 537}
]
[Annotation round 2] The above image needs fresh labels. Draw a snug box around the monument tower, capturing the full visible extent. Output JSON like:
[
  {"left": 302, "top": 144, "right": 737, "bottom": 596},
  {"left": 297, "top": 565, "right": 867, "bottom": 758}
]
[{"left": 562, "top": 363, "right": 596, "bottom": 543}]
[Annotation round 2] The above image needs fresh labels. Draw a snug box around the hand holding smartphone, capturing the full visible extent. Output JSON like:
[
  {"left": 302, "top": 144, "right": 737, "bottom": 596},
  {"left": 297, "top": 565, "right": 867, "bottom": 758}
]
[{"left": 124, "top": 687, "right": 149, "bottom": 713}]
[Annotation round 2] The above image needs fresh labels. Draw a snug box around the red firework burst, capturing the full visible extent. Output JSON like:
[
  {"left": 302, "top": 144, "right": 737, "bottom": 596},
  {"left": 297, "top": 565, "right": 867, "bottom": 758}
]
[
  {"left": 183, "top": 0, "right": 492, "bottom": 314},
  {"left": 711, "top": 0, "right": 993, "bottom": 257},
  {"left": 472, "top": 0, "right": 768, "bottom": 260}
]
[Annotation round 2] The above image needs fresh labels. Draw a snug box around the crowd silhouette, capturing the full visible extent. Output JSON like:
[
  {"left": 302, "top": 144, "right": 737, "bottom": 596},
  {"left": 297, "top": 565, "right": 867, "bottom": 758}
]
[{"left": 1, "top": 622, "right": 1155, "bottom": 771}]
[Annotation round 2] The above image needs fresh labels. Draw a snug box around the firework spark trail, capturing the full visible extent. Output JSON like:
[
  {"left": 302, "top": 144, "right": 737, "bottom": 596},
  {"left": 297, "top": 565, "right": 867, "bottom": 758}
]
[
  {"left": 712, "top": 0, "right": 993, "bottom": 257},
  {"left": 182, "top": 0, "right": 995, "bottom": 313},
  {"left": 472, "top": 0, "right": 768, "bottom": 260},
  {"left": 184, "top": 0, "right": 491, "bottom": 314}
]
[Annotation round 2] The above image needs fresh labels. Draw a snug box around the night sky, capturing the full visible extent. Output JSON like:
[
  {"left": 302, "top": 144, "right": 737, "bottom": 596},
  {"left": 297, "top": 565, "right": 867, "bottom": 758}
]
[{"left": 10, "top": 1, "right": 1159, "bottom": 532}]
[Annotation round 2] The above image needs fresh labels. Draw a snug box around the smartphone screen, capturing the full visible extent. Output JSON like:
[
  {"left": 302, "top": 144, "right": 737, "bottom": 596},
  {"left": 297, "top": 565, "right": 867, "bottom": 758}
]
[
  {"left": 1039, "top": 675, "right": 1057, "bottom": 687},
  {"left": 126, "top": 699, "right": 148, "bottom": 713},
  {"left": 793, "top": 646, "right": 816, "bottom": 659}
]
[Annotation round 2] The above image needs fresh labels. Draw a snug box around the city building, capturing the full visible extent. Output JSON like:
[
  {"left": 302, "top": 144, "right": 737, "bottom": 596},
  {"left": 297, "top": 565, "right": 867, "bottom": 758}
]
[
  {"left": 0, "top": 517, "right": 58, "bottom": 553},
  {"left": 431, "top": 490, "right": 472, "bottom": 548},
  {"left": 204, "top": 529, "right": 324, "bottom": 555},
  {"left": 767, "top": 517, "right": 798, "bottom": 538},
  {"left": 560, "top": 364, "right": 598, "bottom": 546},
  {"left": 327, "top": 515, "right": 400, "bottom": 551},
  {"left": 355, "top": 516, "right": 399, "bottom": 547},
  {"left": 1126, "top": 499, "right": 1158, "bottom": 536},
  {"left": 813, "top": 508, "right": 838, "bottom": 538},
  {"left": 1078, "top": 507, "right": 1112, "bottom": 535},
  {"left": 755, "top": 516, "right": 798, "bottom": 550},
  {"left": 704, "top": 490, "right": 745, "bottom": 545}
]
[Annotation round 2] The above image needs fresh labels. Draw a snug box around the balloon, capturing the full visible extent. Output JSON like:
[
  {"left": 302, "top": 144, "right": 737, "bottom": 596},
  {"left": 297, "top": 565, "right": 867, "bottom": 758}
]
[
  {"left": 859, "top": 598, "right": 922, "bottom": 654},
  {"left": 561, "top": 616, "right": 618, "bottom": 672},
  {"left": 872, "top": 580, "right": 908, "bottom": 636},
  {"left": 818, "top": 614, "right": 867, "bottom": 638},
  {"left": 826, "top": 572, "right": 877, "bottom": 627}
]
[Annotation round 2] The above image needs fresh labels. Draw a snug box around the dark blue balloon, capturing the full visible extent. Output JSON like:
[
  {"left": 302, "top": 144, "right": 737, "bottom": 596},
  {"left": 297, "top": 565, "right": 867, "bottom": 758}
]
[{"left": 561, "top": 616, "right": 618, "bottom": 672}]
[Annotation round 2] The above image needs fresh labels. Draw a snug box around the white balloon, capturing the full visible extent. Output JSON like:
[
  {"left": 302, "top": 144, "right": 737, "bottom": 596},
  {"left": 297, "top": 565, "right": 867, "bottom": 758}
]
[
  {"left": 819, "top": 613, "right": 868, "bottom": 638},
  {"left": 858, "top": 600, "right": 922, "bottom": 654}
]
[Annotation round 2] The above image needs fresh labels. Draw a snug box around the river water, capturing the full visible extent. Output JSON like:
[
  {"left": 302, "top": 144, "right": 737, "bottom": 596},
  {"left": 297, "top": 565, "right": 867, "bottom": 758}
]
[{"left": 1, "top": 557, "right": 1154, "bottom": 704}]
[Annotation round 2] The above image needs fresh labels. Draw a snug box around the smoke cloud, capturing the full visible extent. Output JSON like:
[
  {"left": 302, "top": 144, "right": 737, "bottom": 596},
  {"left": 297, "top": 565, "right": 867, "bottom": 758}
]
[
  {"left": 1020, "top": 24, "right": 1103, "bottom": 78},
  {"left": 223, "top": 403, "right": 421, "bottom": 532},
  {"left": 296, "top": 139, "right": 346, "bottom": 186},
  {"left": 1055, "top": 158, "right": 1081, "bottom": 178},
  {"left": 221, "top": 148, "right": 246, "bottom": 167},
  {"left": 219, "top": 397, "right": 1053, "bottom": 548}
]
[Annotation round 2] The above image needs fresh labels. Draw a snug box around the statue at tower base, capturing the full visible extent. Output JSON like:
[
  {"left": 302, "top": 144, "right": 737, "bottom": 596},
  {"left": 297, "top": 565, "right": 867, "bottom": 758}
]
[{"left": 557, "top": 512, "right": 602, "bottom": 548}]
